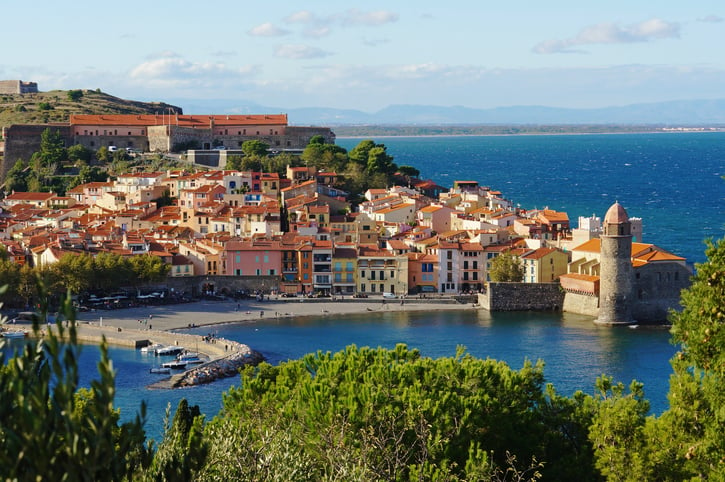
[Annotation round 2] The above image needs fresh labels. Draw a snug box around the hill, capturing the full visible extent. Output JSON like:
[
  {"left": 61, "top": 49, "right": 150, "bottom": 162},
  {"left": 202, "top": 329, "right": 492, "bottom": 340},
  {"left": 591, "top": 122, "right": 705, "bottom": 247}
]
[
  {"left": 0, "top": 89, "right": 182, "bottom": 133},
  {"left": 160, "top": 96, "right": 725, "bottom": 127}
]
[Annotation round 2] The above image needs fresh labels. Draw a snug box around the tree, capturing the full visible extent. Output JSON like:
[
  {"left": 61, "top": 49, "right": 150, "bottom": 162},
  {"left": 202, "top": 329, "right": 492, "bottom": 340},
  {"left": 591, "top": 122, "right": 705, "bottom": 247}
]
[
  {"left": 0, "top": 287, "right": 150, "bottom": 480},
  {"left": 203, "top": 344, "right": 574, "bottom": 480},
  {"left": 348, "top": 140, "right": 376, "bottom": 167},
  {"left": 38, "top": 128, "right": 66, "bottom": 166},
  {"left": 67, "top": 89, "right": 84, "bottom": 102},
  {"left": 225, "top": 155, "right": 244, "bottom": 171},
  {"left": 653, "top": 238, "right": 725, "bottom": 479},
  {"left": 3, "top": 159, "right": 28, "bottom": 192},
  {"left": 241, "top": 140, "right": 270, "bottom": 157},
  {"left": 67, "top": 144, "right": 92, "bottom": 163},
  {"left": 146, "top": 399, "right": 208, "bottom": 480},
  {"left": 489, "top": 252, "right": 524, "bottom": 282},
  {"left": 398, "top": 165, "right": 420, "bottom": 178},
  {"left": 96, "top": 146, "right": 110, "bottom": 163},
  {"left": 366, "top": 145, "right": 397, "bottom": 176}
]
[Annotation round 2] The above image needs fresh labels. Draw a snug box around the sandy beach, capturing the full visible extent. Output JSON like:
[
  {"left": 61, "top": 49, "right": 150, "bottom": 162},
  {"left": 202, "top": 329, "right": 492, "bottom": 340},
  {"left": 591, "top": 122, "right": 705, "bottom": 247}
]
[{"left": 65, "top": 296, "right": 473, "bottom": 359}]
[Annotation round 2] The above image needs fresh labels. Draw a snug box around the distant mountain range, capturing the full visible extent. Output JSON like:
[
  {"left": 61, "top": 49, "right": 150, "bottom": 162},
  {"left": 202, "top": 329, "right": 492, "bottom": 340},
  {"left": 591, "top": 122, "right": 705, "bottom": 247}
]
[{"left": 166, "top": 98, "right": 725, "bottom": 126}]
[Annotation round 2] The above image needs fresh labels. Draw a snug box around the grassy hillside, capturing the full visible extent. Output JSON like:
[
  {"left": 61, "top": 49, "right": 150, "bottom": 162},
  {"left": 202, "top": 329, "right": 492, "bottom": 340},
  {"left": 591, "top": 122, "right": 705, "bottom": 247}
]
[{"left": 0, "top": 89, "right": 182, "bottom": 132}]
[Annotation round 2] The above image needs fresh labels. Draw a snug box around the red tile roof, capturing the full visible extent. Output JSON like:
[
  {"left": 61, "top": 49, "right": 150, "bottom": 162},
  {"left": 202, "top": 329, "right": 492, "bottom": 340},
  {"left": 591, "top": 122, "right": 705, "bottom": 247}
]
[{"left": 70, "top": 114, "right": 288, "bottom": 127}]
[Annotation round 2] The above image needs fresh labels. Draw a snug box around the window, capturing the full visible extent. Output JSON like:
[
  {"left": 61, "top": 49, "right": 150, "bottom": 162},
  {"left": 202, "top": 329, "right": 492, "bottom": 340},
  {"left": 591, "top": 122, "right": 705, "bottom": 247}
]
[
  {"left": 256, "top": 269, "right": 261, "bottom": 275},
  {"left": 361, "top": 270, "right": 366, "bottom": 278},
  {"left": 264, "top": 255, "right": 269, "bottom": 263},
  {"left": 235, "top": 255, "right": 240, "bottom": 263},
  {"left": 255, "top": 255, "right": 260, "bottom": 263},
  {"left": 268, "top": 269, "right": 276, "bottom": 275}
]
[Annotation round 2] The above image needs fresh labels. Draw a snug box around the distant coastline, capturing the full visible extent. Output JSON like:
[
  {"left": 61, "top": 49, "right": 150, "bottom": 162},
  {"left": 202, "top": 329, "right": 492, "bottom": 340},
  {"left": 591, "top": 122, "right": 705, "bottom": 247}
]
[{"left": 332, "top": 124, "right": 725, "bottom": 138}]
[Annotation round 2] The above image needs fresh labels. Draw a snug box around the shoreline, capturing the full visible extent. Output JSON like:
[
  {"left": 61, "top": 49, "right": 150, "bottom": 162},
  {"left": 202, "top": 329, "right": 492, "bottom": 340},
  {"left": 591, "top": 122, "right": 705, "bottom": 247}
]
[{"left": 68, "top": 296, "right": 472, "bottom": 356}]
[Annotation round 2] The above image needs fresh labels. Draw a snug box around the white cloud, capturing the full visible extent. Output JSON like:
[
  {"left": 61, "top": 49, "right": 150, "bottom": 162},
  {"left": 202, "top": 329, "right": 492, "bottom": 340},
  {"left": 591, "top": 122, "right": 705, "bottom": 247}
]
[
  {"left": 128, "top": 53, "right": 259, "bottom": 88},
  {"left": 274, "top": 44, "right": 333, "bottom": 60},
  {"left": 533, "top": 18, "right": 680, "bottom": 54},
  {"left": 363, "top": 37, "right": 391, "bottom": 47},
  {"left": 338, "top": 9, "right": 399, "bottom": 27},
  {"left": 304, "top": 26, "right": 331, "bottom": 39},
  {"left": 285, "top": 10, "right": 316, "bottom": 24},
  {"left": 248, "top": 22, "right": 289, "bottom": 37},
  {"left": 697, "top": 14, "right": 723, "bottom": 23}
]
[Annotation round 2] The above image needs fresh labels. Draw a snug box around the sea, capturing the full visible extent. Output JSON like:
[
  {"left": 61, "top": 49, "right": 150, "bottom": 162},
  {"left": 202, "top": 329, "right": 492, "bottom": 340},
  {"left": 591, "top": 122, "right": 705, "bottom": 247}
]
[{"left": 4, "top": 132, "right": 724, "bottom": 442}]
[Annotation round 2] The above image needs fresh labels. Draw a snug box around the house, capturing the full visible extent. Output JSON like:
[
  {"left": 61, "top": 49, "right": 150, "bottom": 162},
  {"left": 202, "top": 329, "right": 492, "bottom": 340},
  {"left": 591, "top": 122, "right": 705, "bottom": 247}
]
[
  {"left": 356, "top": 245, "right": 408, "bottom": 295},
  {"left": 520, "top": 247, "right": 570, "bottom": 283}
]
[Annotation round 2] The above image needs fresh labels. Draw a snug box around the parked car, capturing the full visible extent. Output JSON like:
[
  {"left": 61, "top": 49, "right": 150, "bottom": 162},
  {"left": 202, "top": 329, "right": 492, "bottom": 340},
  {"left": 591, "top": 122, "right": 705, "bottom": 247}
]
[{"left": 382, "top": 292, "right": 397, "bottom": 299}]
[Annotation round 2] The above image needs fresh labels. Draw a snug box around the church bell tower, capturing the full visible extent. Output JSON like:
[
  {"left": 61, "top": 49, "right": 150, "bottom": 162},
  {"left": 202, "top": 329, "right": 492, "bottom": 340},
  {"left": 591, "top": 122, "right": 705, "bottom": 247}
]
[{"left": 597, "top": 201, "right": 635, "bottom": 325}]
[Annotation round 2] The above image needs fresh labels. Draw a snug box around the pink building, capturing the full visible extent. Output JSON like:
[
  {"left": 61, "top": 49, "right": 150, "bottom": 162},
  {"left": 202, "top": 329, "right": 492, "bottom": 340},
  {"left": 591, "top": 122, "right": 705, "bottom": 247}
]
[{"left": 225, "top": 238, "right": 283, "bottom": 277}]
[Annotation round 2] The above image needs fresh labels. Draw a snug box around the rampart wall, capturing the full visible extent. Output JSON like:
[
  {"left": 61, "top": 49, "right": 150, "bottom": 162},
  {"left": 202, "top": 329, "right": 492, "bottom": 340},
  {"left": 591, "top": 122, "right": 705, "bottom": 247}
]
[
  {"left": 562, "top": 292, "right": 599, "bottom": 317},
  {"left": 1, "top": 124, "right": 71, "bottom": 180},
  {"left": 477, "top": 282, "right": 564, "bottom": 311}
]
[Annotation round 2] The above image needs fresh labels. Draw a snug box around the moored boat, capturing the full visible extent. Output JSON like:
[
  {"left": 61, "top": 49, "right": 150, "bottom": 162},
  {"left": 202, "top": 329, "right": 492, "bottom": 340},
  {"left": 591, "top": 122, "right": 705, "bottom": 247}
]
[
  {"left": 141, "top": 343, "right": 164, "bottom": 353},
  {"left": 155, "top": 346, "right": 184, "bottom": 357},
  {"left": 2, "top": 331, "right": 28, "bottom": 339},
  {"left": 149, "top": 367, "right": 171, "bottom": 374},
  {"left": 161, "top": 360, "right": 187, "bottom": 369}
]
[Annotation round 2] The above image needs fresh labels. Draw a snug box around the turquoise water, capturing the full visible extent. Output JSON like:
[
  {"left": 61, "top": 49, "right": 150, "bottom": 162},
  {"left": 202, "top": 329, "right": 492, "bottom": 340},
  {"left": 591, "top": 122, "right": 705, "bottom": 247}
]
[{"left": 6, "top": 132, "right": 723, "bottom": 441}]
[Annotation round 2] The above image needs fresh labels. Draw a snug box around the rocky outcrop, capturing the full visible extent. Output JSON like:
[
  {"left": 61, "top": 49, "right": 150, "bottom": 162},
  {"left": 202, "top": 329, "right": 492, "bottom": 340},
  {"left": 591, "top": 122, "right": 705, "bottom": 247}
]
[{"left": 173, "top": 345, "right": 264, "bottom": 387}]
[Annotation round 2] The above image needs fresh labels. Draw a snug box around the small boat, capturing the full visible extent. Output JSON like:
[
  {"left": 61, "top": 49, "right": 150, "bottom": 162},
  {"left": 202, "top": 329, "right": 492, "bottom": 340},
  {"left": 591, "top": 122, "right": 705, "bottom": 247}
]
[
  {"left": 2, "top": 331, "right": 27, "bottom": 339},
  {"left": 149, "top": 367, "right": 171, "bottom": 374},
  {"left": 161, "top": 360, "right": 187, "bottom": 369},
  {"left": 155, "top": 346, "right": 184, "bottom": 357},
  {"left": 141, "top": 343, "right": 164, "bottom": 353}
]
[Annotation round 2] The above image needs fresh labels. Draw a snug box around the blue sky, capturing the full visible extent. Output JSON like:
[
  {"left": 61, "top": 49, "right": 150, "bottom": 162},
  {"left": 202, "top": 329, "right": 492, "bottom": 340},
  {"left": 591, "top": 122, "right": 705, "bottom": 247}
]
[{"left": 2, "top": 1, "right": 723, "bottom": 112}]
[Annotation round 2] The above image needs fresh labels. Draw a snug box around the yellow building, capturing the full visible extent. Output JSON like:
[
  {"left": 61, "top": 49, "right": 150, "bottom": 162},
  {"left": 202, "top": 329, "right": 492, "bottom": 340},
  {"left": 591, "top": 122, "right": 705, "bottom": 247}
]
[{"left": 520, "top": 247, "right": 570, "bottom": 283}]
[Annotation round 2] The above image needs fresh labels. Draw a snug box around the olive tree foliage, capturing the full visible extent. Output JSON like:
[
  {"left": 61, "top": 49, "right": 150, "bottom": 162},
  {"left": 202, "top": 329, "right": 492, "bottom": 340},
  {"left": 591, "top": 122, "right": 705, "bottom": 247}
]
[
  {"left": 198, "top": 344, "right": 592, "bottom": 481},
  {"left": 488, "top": 252, "right": 524, "bottom": 282},
  {"left": 0, "top": 284, "right": 150, "bottom": 480}
]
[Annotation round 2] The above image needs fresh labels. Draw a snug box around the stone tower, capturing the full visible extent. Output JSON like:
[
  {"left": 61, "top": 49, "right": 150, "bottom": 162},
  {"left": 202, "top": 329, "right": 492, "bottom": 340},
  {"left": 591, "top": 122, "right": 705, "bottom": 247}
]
[{"left": 597, "top": 201, "right": 635, "bottom": 325}]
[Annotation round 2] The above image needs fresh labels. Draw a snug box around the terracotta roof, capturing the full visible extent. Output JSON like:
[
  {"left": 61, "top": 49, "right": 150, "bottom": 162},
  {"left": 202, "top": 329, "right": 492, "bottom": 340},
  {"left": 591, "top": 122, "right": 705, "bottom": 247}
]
[
  {"left": 521, "top": 247, "right": 557, "bottom": 260},
  {"left": 70, "top": 114, "right": 288, "bottom": 127}
]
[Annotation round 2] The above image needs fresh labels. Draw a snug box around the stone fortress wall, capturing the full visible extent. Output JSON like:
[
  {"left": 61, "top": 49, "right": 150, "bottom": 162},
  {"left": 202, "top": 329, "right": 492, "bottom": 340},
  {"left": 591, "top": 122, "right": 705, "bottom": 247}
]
[
  {"left": 477, "top": 282, "right": 565, "bottom": 311},
  {"left": 0, "top": 80, "right": 38, "bottom": 95}
]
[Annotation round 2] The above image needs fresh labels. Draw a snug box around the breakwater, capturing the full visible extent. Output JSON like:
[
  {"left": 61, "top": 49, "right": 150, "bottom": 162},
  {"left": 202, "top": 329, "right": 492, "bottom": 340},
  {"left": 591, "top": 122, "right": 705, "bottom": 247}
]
[{"left": 172, "top": 344, "right": 264, "bottom": 388}]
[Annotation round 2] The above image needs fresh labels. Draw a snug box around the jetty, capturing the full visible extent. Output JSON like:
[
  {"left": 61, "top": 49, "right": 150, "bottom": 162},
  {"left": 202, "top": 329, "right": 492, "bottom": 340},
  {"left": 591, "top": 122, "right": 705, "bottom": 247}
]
[{"left": 54, "top": 322, "right": 265, "bottom": 388}]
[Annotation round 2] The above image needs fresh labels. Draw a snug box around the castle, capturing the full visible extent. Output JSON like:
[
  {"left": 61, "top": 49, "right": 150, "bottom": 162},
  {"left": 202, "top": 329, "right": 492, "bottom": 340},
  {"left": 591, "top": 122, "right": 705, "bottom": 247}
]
[
  {"left": 0, "top": 113, "right": 335, "bottom": 179},
  {"left": 0, "top": 80, "right": 38, "bottom": 95}
]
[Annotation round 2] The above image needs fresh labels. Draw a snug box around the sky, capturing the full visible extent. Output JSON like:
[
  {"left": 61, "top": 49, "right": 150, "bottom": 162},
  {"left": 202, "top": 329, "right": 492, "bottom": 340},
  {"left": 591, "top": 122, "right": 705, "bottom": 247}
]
[{"left": 2, "top": 1, "right": 724, "bottom": 113}]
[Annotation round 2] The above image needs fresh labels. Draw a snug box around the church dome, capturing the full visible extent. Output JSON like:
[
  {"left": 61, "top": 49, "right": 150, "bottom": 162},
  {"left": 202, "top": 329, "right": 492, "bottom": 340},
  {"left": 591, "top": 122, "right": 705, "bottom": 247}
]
[{"left": 604, "top": 201, "right": 629, "bottom": 224}]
